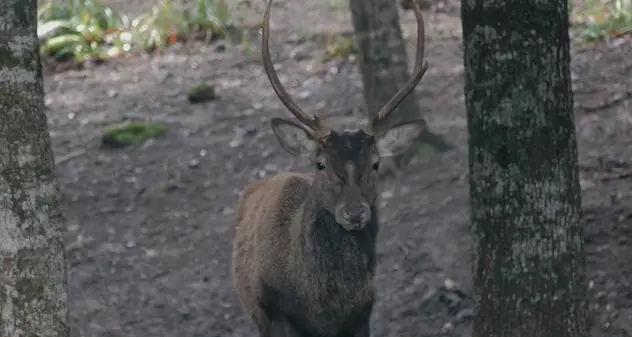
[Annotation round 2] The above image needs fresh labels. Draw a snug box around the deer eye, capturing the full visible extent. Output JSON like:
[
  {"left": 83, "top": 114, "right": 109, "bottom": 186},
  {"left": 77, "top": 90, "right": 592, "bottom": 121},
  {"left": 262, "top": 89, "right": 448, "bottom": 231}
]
[
  {"left": 316, "top": 162, "right": 326, "bottom": 170},
  {"left": 372, "top": 161, "right": 380, "bottom": 170}
]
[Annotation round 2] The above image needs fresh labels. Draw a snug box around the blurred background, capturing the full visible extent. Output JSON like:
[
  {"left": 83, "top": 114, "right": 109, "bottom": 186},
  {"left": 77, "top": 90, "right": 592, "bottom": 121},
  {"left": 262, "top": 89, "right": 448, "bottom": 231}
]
[{"left": 38, "top": 0, "right": 631, "bottom": 336}]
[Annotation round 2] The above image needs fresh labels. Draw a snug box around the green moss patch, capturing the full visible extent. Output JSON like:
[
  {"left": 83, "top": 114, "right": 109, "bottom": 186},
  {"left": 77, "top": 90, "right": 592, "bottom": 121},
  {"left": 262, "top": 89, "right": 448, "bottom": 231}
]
[
  {"left": 101, "top": 122, "right": 168, "bottom": 148},
  {"left": 187, "top": 83, "right": 217, "bottom": 103}
]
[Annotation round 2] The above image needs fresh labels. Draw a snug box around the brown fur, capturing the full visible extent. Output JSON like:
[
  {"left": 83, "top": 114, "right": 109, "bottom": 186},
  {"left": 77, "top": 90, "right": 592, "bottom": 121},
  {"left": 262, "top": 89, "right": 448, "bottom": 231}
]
[{"left": 232, "top": 169, "right": 378, "bottom": 337}]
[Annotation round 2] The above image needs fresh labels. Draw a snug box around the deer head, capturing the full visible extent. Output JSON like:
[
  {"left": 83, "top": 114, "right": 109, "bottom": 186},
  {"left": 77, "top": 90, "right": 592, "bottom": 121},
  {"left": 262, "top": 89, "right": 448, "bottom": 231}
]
[{"left": 261, "top": 0, "right": 428, "bottom": 231}]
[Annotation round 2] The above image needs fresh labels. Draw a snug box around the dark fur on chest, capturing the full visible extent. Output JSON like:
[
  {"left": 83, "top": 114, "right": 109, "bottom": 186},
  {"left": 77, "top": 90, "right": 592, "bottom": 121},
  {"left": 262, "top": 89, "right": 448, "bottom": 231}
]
[
  {"left": 260, "top": 205, "right": 379, "bottom": 337},
  {"left": 302, "top": 206, "right": 378, "bottom": 277}
]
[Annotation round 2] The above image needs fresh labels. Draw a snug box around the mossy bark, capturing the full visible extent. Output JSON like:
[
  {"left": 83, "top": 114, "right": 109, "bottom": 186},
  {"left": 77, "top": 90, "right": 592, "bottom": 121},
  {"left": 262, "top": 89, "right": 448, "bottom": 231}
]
[
  {"left": 462, "top": 0, "right": 590, "bottom": 336},
  {"left": 0, "top": 0, "right": 70, "bottom": 337}
]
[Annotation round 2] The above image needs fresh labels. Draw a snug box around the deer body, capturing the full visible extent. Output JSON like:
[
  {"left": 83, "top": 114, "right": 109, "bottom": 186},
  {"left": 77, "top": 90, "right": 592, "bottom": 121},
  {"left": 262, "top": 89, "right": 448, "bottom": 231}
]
[
  {"left": 232, "top": 172, "right": 378, "bottom": 336},
  {"left": 231, "top": 1, "right": 429, "bottom": 336}
]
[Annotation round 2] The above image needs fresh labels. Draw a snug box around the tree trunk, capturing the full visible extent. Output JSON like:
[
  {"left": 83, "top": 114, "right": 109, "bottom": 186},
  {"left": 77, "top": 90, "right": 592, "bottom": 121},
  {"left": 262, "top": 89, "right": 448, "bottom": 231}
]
[
  {"left": 400, "top": 0, "right": 438, "bottom": 11},
  {"left": 348, "top": 0, "right": 452, "bottom": 174},
  {"left": 0, "top": 1, "right": 70, "bottom": 337},
  {"left": 349, "top": 0, "right": 418, "bottom": 125},
  {"left": 462, "top": 0, "right": 589, "bottom": 336}
]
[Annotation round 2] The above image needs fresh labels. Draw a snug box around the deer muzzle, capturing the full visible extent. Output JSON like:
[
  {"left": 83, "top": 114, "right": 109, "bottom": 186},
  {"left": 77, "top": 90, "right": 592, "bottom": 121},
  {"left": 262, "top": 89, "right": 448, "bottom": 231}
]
[{"left": 335, "top": 201, "right": 371, "bottom": 231}]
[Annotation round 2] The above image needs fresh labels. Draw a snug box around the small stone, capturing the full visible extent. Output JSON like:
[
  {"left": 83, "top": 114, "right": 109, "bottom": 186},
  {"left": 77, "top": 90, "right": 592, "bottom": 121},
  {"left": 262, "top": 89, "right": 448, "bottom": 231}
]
[
  {"left": 290, "top": 46, "right": 310, "bottom": 61},
  {"left": 222, "top": 207, "right": 235, "bottom": 216},
  {"left": 579, "top": 178, "right": 595, "bottom": 190},
  {"left": 264, "top": 164, "right": 277, "bottom": 172},
  {"left": 229, "top": 139, "right": 242, "bottom": 148},
  {"left": 188, "top": 158, "right": 200, "bottom": 168},
  {"left": 101, "top": 243, "right": 124, "bottom": 253},
  {"left": 145, "top": 249, "right": 158, "bottom": 257},
  {"left": 245, "top": 125, "right": 258, "bottom": 136},
  {"left": 297, "top": 91, "right": 311, "bottom": 99},
  {"left": 261, "top": 149, "right": 274, "bottom": 158},
  {"left": 444, "top": 278, "right": 456, "bottom": 290},
  {"left": 440, "top": 322, "right": 454, "bottom": 333}
]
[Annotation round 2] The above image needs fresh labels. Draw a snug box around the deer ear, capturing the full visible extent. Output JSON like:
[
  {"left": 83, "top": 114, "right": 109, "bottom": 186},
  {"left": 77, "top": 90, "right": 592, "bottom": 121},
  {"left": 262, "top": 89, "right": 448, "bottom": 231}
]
[
  {"left": 376, "top": 119, "right": 426, "bottom": 157},
  {"left": 271, "top": 118, "right": 318, "bottom": 157}
]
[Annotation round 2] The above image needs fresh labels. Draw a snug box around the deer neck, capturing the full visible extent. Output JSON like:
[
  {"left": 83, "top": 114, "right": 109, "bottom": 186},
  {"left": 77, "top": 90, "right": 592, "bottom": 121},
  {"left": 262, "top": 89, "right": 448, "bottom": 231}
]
[{"left": 290, "top": 185, "right": 379, "bottom": 275}]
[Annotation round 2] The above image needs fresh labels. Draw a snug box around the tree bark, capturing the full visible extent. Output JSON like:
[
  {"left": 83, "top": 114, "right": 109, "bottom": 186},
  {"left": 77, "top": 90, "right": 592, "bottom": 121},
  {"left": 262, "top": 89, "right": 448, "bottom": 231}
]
[
  {"left": 348, "top": 0, "right": 452, "bottom": 173},
  {"left": 462, "top": 0, "right": 590, "bottom": 336},
  {"left": 0, "top": 1, "right": 70, "bottom": 337},
  {"left": 400, "top": 0, "right": 438, "bottom": 11},
  {"left": 349, "top": 0, "right": 416, "bottom": 125}
]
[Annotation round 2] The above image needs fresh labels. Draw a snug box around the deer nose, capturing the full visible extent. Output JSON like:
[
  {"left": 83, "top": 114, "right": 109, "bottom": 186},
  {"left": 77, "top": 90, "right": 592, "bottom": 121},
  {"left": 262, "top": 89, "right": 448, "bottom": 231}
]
[{"left": 342, "top": 203, "right": 368, "bottom": 224}]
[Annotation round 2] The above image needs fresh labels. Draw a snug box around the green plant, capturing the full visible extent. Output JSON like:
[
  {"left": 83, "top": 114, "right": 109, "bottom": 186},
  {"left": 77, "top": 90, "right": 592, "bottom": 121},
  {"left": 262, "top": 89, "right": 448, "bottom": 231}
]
[
  {"left": 38, "top": 0, "right": 132, "bottom": 62},
  {"left": 187, "top": 83, "right": 218, "bottom": 103},
  {"left": 37, "top": 0, "right": 248, "bottom": 66},
  {"left": 131, "top": 0, "right": 237, "bottom": 51},
  {"left": 324, "top": 34, "right": 357, "bottom": 61},
  {"left": 186, "top": 0, "right": 232, "bottom": 38},
  {"left": 130, "top": 0, "right": 186, "bottom": 50},
  {"left": 576, "top": 0, "right": 632, "bottom": 41},
  {"left": 101, "top": 122, "right": 168, "bottom": 148}
]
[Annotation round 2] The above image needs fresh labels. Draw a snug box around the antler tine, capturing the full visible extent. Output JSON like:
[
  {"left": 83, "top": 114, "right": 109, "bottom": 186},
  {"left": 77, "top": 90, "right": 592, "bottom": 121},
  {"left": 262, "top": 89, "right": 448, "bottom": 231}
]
[
  {"left": 367, "top": 0, "right": 429, "bottom": 134},
  {"left": 261, "top": 0, "right": 329, "bottom": 136}
]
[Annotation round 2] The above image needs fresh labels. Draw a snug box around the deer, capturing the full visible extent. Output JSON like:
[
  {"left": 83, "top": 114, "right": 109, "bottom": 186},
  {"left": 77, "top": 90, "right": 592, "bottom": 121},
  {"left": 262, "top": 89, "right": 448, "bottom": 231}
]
[{"left": 230, "top": 0, "right": 429, "bottom": 336}]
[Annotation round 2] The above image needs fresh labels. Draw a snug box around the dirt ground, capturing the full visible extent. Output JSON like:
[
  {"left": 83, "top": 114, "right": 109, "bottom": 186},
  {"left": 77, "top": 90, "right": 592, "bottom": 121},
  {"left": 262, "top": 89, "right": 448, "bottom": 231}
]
[{"left": 44, "top": 0, "right": 632, "bottom": 336}]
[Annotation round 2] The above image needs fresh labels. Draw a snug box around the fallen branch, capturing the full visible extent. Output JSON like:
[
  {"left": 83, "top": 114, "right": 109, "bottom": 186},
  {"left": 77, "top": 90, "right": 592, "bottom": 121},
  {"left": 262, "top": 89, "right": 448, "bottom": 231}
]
[
  {"left": 580, "top": 90, "right": 632, "bottom": 113},
  {"left": 54, "top": 149, "right": 87, "bottom": 165},
  {"left": 595, "top": 169, "right": 632, "bottom": 181}
]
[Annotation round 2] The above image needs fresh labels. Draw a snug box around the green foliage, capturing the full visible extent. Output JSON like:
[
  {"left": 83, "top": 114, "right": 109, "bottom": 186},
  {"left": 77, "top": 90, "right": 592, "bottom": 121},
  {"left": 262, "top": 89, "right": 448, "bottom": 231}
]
[
  {"left": 187, "top": 83, "right": 218, "bottom": 103},
  {"left": 572, "top": 0, "right": 632, "bottom": 42},
  {"left": 130, "top": 0, "right": 234, "bottom": 50},
  {"left": 101, "top": 122, "right": 168, "bottom": 148},
  {"left": 37, "top": 0, "right": 247, "bottom": 66},
  {"left": 38, "top": 0, "right": 132, "bottom": 62},
  {"left": 323, "top": 34, "right": 357, "bottom": 61}
]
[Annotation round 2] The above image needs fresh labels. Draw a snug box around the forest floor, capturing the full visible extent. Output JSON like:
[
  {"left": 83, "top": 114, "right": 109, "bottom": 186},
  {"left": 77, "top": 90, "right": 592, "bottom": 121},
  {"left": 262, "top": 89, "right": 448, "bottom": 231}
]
[{"left": 44, "top": 0, "right": 632, "bottom": 336}]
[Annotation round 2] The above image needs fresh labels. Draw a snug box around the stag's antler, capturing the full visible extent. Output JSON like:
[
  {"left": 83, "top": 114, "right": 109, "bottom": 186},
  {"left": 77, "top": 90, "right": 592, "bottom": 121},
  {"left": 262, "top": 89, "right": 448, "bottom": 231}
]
[
  {"left": 365, "top": 0, "right": 428, "bottom": 135},
  {"left": 261, "top": 0, "right": 330, "bottom": 138}
]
